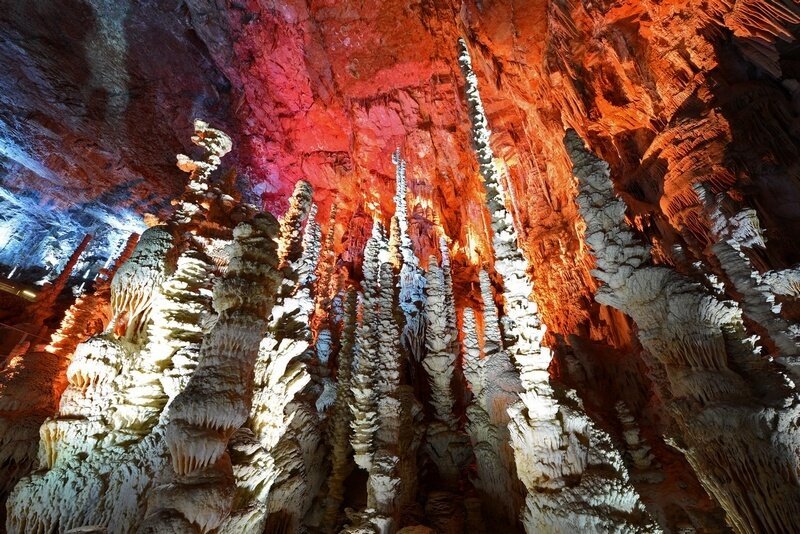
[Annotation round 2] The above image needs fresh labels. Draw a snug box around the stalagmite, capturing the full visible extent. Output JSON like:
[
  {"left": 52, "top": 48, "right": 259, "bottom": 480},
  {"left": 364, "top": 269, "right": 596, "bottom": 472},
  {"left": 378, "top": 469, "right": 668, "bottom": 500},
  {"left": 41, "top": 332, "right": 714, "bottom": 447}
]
[
  {"left": 225, "top": 339, "right": 306, "bottom": 533},
  {"left": 362, "top": 262, "right": 404, "bottom": 529},
  {"left": 695, "top": 183, "right": 800, "bottom": 371},
  {"left": 173, "top": 119, "right": 234, "bottom": 225},
  {"left": 615, "top": 402, "right": 658, "bottom": 475},
  {"left": 277, "top": 180, "right": 314, "bottom": 270},
  {"left": 0, "top": 233, "right": 136, "bottom": 499},
  {"left": 349, "top": 223, "right": 384, "bottom": 471},
  {"left": 108, "top": 226, "right": 175, "bottom": 341},
  {"left": 149, "top": 213, "right": 281, "bottom": 530},
  {"left": 459, "top": 38, "right": 653, "bottom": 532},
  {"left": 313, "top": 205, "right": 340, "bottom": 330},
  {"left": 323, "top": 290, "right": 358, "bottom": 529},
  {"left": 251, "top": 181, "right": 328, "bottom": 532},
  {"left": 4, "top": 121, "right": 258, "bottom": 534},
  {"left": 439, "top": 237, "right": 457, "bottom": 354},
  {"left": 461, "top": 304, "right": 521, "bottom": 524},
  {"left": 762, "top": 267, "right": 800, "bottom": 298},
  {"left": 567, "top": 128, "right": 800, "bottom": 533},
  {"left": 423, "top": 257, "right": 456, "bottom": 425},
  {"left": 27, "top": 233, "right": 93, "bottom": 328},
  {"left": 392, "top": 150, "right": 427, "bottom": 367},
  {"left": 422, "top": 250, "right": 470, "bottom": 487}
]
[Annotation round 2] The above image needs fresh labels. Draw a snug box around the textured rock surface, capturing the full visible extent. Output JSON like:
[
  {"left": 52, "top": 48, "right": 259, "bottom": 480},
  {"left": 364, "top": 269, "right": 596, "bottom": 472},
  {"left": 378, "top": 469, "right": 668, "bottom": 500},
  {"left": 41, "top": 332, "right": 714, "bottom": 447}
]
[{"left": 2, "top": 0, "right": 800, "bottom": 532}]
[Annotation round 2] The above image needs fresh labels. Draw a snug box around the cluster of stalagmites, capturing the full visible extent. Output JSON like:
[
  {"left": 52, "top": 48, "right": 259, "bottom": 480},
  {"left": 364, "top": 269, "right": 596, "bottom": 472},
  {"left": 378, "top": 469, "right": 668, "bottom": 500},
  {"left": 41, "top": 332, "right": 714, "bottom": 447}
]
[
  {"left": 6, "top": 36, "right": 800, "bottom": 534},
  {"left": 567, "top": 128, "right": 800, "bottom": 533},
  {"left": 0, "top": 106, "right": 648, "bottom": 532}
]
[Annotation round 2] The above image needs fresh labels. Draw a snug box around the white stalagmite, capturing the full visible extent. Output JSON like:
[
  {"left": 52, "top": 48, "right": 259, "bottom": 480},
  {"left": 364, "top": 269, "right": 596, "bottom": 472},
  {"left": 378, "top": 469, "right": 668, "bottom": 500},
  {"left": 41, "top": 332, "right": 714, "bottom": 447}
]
[
  {"left": 439, "top": 237, "right": 458, "bottom": 354},
  {"left": 376, "top": 262, "right": 402, "bottom": 445},
  {"left": 298, "top": 203, "right": 322, "bottom": 290},
  {"left": 615, "top": 402, "right": 658, "bottom": 475},
  {"left": 0, "top": 234, "right": 136, "bottom": 498},
  {"left": 363, "top": 262, "right": 403, "bottom": 529},
  {"left": 109, "top": 248, "right": 214, "bottom": 433},
  {"left": 220, "top": 333, "right": 309, "bottom": 532},
  {"left": 6, "top": 121, "right": 240, "bottom": 533},
  {"left": 146, "top": 213, "right": 281, "bottom": 531},
  {"left": 108, "top": 226, "right": 175, "bottom": 341},
  {"left": 173, "top": 119, "right": 233, "bottom": 225},
  {"left": 392, "top": 150, "right": 427, "bottom": 366},
  {"left": 297, "top": 203, "right": 326, "bottom": 400},
  {"left": 459, "top": 38, "right": 653, "bottom": 532},
  {"left": 422, "top": 250, "right": 470, "bottom": 487},
  {"left": 461, "top": 304, "right": 522, "bottom": 523},
  {"left": 762, "top": 266, "right": 800, "bottom": 298},
  {"left": 108, "top": 118, "right": 231, "bottom": 344},
  {"left": 220, "top": 251, "right": 316, "bottom": 533},
  {"left": 695, "top": 183, "right": 800, "bottom": 372},
  {"left": 423, "top": 256, "right": 457, "bottom": 425},
  {"left": 278, "top": 180, "right": 314, "bottom": 270},
  {"left": 349, "top": 223, "right": 384, "bottom": 471},
  {"left": 567, "top": 127, "right": 800, "bottom": 533},
  {"left": 6, "top": 244, "right": 211, "bottom": 532},
  {"left": 323, "top": 290, "right": 358, "bottom": 529},
  {"left": 234, "top": 180, "right": 325, "bottom": 533}
]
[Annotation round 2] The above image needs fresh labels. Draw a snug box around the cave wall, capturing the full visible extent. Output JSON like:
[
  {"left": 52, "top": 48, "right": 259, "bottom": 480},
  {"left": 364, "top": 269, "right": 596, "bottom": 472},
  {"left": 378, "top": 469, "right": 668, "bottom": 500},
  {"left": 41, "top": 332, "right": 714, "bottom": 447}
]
[{"left": 0, "top": 1, "right": 799, "bottom": 529}]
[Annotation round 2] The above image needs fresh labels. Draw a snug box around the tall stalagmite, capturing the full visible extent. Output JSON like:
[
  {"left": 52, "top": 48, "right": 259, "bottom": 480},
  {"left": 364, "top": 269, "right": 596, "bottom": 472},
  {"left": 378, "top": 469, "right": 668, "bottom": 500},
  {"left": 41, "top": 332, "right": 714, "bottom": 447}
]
[
  {"left": 458, "top": 39, "right": 654, "bottom": 532},
  {"left": 567, "top": 128, "right": 800, "bottom": 533}
]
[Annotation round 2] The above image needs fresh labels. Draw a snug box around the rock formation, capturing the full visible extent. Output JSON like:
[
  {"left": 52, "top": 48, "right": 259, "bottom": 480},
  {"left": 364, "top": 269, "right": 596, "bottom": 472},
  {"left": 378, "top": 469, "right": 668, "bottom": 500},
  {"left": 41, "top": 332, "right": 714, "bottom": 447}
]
[
  {"left": 460, "top": 38, "right": 655, "bottom": 533},
  {"left": 568, "top": 128, "right": 800, "bottom": 533},
  {"left": 3, "top": 2, "right": 800, "bottom": 531}
]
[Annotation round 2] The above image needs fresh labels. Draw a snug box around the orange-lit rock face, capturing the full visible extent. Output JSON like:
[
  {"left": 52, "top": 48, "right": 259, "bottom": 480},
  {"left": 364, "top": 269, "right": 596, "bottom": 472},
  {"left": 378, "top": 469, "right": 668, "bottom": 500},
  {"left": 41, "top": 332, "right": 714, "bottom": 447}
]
[
  {"left": 1, "top": 2, "right": 799, "bottom": 527},
  {"left": 173, "top": 0, "right": 798, "bottom": 350},
  {"left": 3, "top": 1, "right": 798, "bottom": 337},
  {"left": 1, "top": 0, "right": 796, "bottom": 401}
]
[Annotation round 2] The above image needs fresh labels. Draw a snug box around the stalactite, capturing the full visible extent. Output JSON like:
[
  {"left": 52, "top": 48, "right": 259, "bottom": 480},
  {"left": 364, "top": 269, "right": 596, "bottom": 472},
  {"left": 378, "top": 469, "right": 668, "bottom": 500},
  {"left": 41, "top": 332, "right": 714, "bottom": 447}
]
[{"left": 567, "top": 128, "right": 800, "bottom": 533}]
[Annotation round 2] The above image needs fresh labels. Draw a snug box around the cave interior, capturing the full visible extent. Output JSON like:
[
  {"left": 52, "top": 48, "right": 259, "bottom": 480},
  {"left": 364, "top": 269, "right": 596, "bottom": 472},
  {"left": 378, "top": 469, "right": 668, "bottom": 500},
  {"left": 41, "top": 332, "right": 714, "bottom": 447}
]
[{"left": 2, "top": 1, "right": 800, "bottom": 533}]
